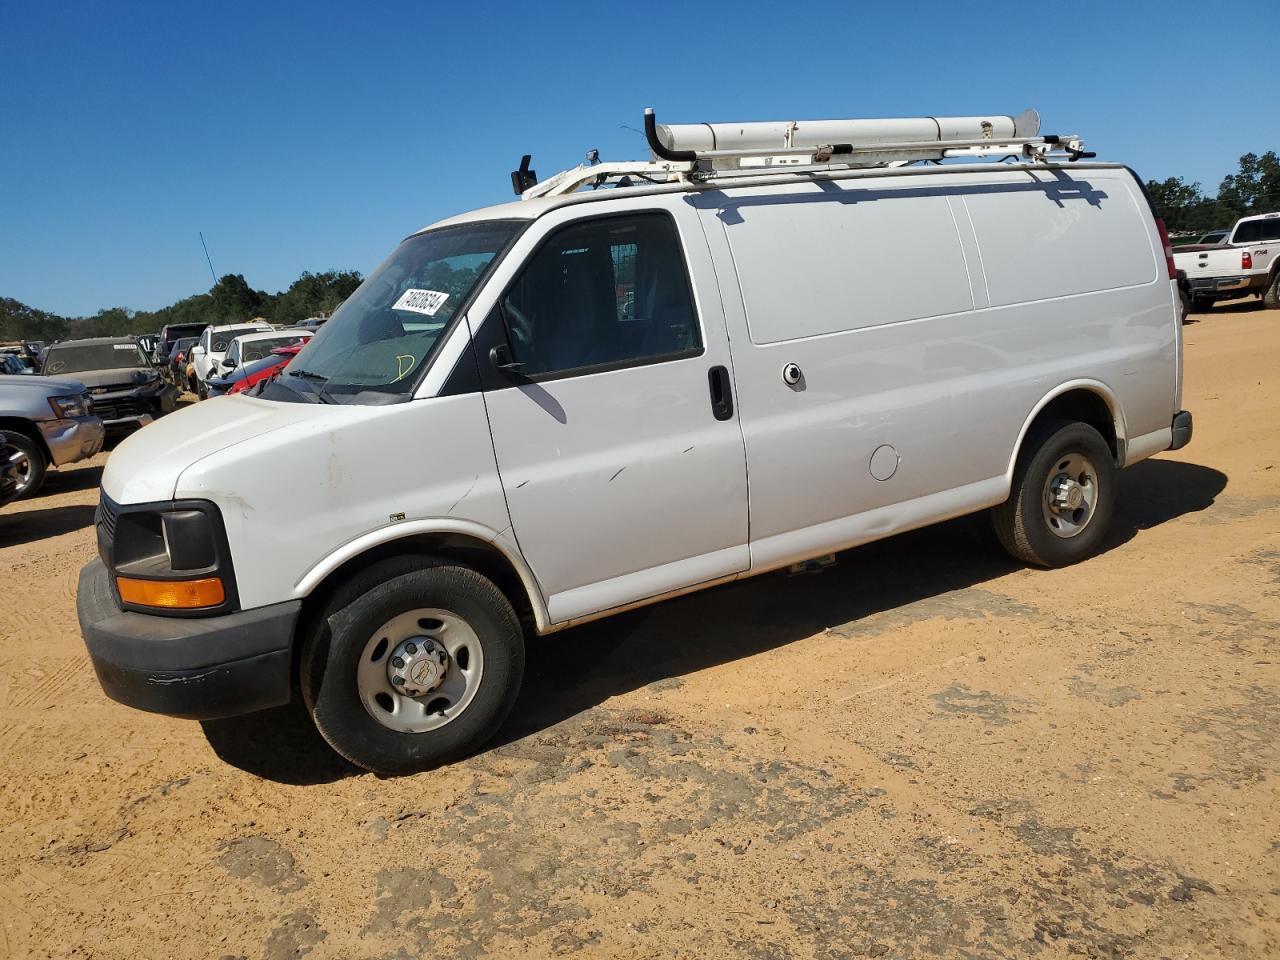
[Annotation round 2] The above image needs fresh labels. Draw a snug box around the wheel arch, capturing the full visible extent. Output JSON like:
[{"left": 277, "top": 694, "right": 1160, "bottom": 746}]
[
  {"left": 1005, "top": 381, "right": 1127, "bottom": 485},
  {"left": 293, "top": 520, "right": 551, "bottom": 640},
  {"left": 0, "top": 417, "right": 52, "bottom": 461}
]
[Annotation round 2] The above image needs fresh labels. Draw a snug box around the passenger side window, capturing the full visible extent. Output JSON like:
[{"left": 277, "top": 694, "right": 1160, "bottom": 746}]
[{"left": 500, "top": 213, "right": 701, "bottom": 377}]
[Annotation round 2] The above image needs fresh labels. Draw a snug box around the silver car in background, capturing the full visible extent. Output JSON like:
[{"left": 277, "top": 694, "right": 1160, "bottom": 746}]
[{"left": 0, "top": 374, "right": 105, "bottom": 497}]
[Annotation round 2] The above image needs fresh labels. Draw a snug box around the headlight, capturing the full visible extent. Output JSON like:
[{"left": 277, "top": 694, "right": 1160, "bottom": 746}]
[
  {"left": 99, "top": 495, "right": 237, "bottom": 614},
  {"left": 49, "top": 393, "right": 93, "bottom": 418}
]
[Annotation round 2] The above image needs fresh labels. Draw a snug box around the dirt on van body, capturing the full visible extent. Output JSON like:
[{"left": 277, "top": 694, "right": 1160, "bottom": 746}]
[{"left": 0, "top": 303, "right": 1277, "bottom": 959}]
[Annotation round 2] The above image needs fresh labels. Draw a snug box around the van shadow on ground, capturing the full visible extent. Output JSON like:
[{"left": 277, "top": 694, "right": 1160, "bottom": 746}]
[{"left": 201, "top": 458, "right": 1225, "bottom": 784}]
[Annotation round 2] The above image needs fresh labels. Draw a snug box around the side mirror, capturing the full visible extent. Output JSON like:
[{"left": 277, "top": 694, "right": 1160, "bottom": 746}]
[
  {"left": 222, "top": 359, "right": 236, "bottom": 370},
  {"left": 489, "top": 343, "right": 525, "bottom": 375},
  {"left": 191, "top": 345, "right": 205, "bottom": 357}
]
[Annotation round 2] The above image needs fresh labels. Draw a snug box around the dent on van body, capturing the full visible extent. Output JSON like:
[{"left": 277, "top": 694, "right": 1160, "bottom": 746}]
[{"left": 174, "top": 393, "right": 515, "bottom": 613}]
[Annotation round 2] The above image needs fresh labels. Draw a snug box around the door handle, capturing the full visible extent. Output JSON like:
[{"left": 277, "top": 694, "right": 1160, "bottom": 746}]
[{"left": 708, "top": 365, "right": 734, "bottom": 421}]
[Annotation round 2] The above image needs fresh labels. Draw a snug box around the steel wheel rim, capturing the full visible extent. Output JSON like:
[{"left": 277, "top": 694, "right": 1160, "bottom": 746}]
[
  {"left": 356, "top": 608, "right": 484, "bottom": 733},
  {"left": 1041, "top": 451, "right": 1099, "bottom": 539}
]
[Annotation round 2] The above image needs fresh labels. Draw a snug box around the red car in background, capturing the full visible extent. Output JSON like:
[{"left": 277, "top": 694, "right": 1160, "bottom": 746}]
[{"left": 225, "top": 344, "right": 305, "bottom": 395}]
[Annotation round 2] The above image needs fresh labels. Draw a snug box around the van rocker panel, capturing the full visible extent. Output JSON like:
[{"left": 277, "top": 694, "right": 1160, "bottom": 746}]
[{"left": 77, "top": 558, "right": 298, "bottom": 720}]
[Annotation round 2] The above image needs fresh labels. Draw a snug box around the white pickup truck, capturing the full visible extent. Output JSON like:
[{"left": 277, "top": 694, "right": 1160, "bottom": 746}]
[{"left": 1174, "top": 211, "right": 1280, "bottom": 309}]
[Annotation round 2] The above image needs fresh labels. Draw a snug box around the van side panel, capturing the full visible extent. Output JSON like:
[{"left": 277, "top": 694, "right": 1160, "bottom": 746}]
[
  {"left": 728, "top": 190, "right": 973, "bottom": 344},
  {"left": 698, "top": 167, "right": 1175, "bottom": 573},
  {"left": 964, "top": 171, "right": 1157, "bottom": 305}
]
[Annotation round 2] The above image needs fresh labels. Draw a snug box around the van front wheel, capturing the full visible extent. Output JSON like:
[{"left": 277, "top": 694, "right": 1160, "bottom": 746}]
[
  {"left": 301, "top": 557, "right": 525, "bottom": 775},
  {"left": 992, "top": 420, "right": 1116, "bottom": 568}
]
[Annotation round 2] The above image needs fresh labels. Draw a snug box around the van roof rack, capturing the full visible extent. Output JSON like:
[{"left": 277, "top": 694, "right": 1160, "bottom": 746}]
[{"left": 514, "top": 107, "right": 1094, "bottom": 199}]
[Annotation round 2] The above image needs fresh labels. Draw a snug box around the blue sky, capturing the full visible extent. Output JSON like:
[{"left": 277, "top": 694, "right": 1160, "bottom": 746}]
[{"left": 1, "top": 0, "right": 1263, "bottom": 317}]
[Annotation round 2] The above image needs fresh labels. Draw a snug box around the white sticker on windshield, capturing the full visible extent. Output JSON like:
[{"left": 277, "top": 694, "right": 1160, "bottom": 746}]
[
  {"left": 113, "top": 343, "right": 136, "bottom": 350},
  {"left": 392, "top": 288, "right": 450, "bottom": 317}
]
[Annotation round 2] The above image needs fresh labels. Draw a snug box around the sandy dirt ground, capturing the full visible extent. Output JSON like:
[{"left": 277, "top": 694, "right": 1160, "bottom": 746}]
[{"left": 0, "top": 303, "right": 1276, "bottom": 960}]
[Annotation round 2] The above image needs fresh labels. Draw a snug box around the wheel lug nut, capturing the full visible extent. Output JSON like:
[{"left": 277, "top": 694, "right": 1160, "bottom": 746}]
[
  {"left": 405, "top": 643, "right": 418, "bottom": 655},
  {"left": 391, "top": 656, "right": 405, "bottom": 669},
  {"left": 392, "top": 676, "right": 406, "bottom": 686}
]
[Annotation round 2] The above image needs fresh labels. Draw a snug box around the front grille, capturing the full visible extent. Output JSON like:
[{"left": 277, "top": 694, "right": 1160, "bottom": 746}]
[
  {"left": 94, "top": 397, "right": 148, "bottom": 422},
  {"left": 95, "top": 493, "right": 118, "bottom": 563}
]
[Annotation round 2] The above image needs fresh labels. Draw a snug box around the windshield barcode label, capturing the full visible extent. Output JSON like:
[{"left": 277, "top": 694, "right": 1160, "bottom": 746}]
[{"left": 392, "top": 288, "right": 450, "bottom": 317}]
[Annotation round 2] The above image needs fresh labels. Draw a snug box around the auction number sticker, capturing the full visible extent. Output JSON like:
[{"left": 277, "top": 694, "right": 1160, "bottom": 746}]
[
  {"left": 113, "top": 343, "right": 137, "bottom": 350},
  {"left": 392, "top": 288, "right": 450, "bottom": 317}
]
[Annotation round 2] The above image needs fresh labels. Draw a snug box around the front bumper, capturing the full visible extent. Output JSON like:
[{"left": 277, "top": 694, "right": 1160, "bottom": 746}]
[
  {"left": 38, "top": 415, "right": 105, "bottom": 467},
  {"left": 1187, "top": 275, "right": 1267, "bottom": 295},
  {"left": 90, "top": 383, "right": 178, "bottom": 428},
  {"left": 77, "top": 557, "right": 300, "bottom": 720}
]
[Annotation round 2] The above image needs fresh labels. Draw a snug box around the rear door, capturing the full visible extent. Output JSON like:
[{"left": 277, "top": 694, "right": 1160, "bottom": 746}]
[{"left": 478, "top": 203, "right": 749, "bottom": 624}]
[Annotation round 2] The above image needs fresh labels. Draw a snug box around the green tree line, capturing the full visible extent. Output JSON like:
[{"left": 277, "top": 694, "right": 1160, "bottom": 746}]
[
  {"left": 1, "top": 269, "right": 362, "bottom": 343},
  {"left": 1146, "top": 151, "right": 1280, "bottom": 235}
]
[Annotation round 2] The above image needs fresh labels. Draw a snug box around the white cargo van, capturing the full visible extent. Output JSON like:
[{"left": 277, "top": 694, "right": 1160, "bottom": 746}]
[{"left": 78, "top": 109, "right": 1192, "bottom": 774}]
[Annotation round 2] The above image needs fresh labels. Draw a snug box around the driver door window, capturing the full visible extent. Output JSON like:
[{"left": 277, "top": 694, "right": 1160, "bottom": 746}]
[{"left": 500, "top": 213, "right": 702, "bottom": 378}]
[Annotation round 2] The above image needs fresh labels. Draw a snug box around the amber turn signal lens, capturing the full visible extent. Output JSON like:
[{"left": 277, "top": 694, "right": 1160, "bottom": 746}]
[{"left": 117, "top": 576, "right": 225, "bottom": 609}]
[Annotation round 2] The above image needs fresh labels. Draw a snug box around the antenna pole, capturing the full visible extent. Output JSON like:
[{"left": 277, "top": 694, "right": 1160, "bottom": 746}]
[{"left": 199, "top": 232, "right": 217, "bottom": 285}]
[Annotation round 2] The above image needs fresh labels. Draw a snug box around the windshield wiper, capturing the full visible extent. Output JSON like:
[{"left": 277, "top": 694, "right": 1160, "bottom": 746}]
[{"left": 285, "top": 368, "right": 335, "bottom": 404}]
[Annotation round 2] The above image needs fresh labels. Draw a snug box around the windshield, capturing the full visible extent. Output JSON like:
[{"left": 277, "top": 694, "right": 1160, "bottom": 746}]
[
  {"left": 210, "top": 326, "right": 268, "bottom": 353},
  {"left": 241, "top": 334, "right": 309, "bottom": 362},
  {"left": 44, "top": 342, "right": 149, "bottom": 375},
  {"left": 281, "top": 220, "right": 523, "bottom": 400}
]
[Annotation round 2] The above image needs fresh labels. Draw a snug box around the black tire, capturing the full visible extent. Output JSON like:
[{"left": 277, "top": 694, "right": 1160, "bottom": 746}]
[
  {"left": 301, "top": 556, "right": 525, "bottom": 775},
  {"left": 196, "top": 378, "right": 208, "bottom": 401},
  {"left": 1178, "top": 289, "right": 1190, "bottom": 323},
  {"left": 0, "top": 430, "right": 48, "bottom": 498},
  {"left": 991, "top": 420, "right": 1116, "bottom": 568},
  {"left": 1264, "top": 270, "right": 1280, "bottom": 310}
]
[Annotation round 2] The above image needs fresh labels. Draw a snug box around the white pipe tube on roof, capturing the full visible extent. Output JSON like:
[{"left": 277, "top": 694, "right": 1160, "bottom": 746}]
[{"left": 654, "top": 110, "right": 1040, "bottom": 153}]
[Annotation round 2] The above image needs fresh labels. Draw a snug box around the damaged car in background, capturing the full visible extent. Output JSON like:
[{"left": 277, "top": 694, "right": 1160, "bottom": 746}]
[{"left": 40, "top": 338, "right": 177, "bottom": 433}]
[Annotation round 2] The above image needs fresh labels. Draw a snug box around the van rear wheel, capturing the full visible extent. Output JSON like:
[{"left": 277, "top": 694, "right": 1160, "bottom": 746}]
[
  {"left": 301, "top": 557, "right": 525, "bottom": 775},
  {"left": 992, "top": 420, "right": 1116, "bottom": 568}
]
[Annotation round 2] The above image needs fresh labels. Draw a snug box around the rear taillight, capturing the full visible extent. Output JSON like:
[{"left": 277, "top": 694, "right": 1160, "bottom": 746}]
[
  {"left": 1155, "top": 218, "right": 1177, "bottom": 279},
  {"left": 1242, "top": 250, "right": 1253, "bottom": 270}
]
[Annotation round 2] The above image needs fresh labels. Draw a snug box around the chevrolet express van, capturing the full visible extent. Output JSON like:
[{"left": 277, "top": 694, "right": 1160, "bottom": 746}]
[{"left": 78, "top": 110, "right": 1192, "bottom": 774}]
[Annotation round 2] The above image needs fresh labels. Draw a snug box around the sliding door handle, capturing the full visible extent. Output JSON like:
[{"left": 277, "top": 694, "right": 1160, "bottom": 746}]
[{"left": 707, "top": 365, "right": 734, "bottom": 421}]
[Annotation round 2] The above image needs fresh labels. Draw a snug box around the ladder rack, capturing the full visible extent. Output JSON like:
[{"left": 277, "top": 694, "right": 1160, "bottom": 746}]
[{"left": 515, "top": 107, "right": 1094, "bottom": 200}]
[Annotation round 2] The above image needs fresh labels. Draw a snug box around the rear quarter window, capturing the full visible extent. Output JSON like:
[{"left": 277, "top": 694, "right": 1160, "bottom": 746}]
[{"left": 964, "top": 172, "right": 1157, "bottom": 307}]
